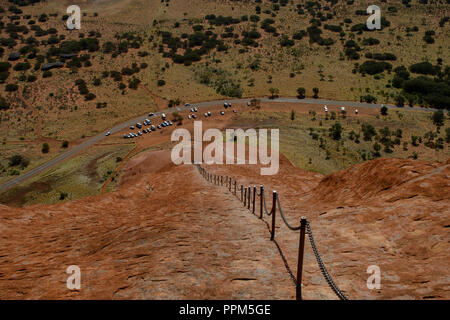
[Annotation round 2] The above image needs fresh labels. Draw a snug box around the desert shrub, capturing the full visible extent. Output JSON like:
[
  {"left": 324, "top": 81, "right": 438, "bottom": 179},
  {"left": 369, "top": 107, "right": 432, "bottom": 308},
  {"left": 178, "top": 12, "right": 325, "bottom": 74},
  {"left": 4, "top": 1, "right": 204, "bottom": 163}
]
[
  {"left": 0, "top": 72, "right": 10, "bottom": 83},
  {"left": 61, "top": 140, "right": 69, "bottom": 148},
  {"left": 359, "top": 60, "right": 392, "bottom": 75},
  {"left": 365, "top": 52, "right": 397, "bottom": 61},
  {"left": 128, "top": 77, "right": 140, "bottom": 90},
  {"left": 402, "top": 76, "right": 450, "bottom": 109},
  {"left": 9, "top": 154, "right": 29, "bottom": 168},
  {"left": 395, "top": 95, "right": 405, "bottom": 107},
  {"left": 362, "top": 123, "right": 377, "bottom": 141},
  {"left": 297, "top": 87, "right": 306, "bottom": 99},
  {"left": 0, "top": 62, "right": 11, "bottom": 72},
  {"left": 0, "top": 95, "right": 9, "bottom": 110},
  {"left": 409, "top": 62, "right": 436, "bottom": 75},
  {"left": 27, "top": 74, "right": 37, "bottom": 82},
  {"left": 324, "top": 24, "right": 342, "bottom": 32},
  {"left": 110, "top": 71, "right": 122, "bottom": 82},
  {"left": 84, "top": 93, "right": 96, "bottom": 101},
  {"left": 344, "top": 40, "right": 361, "bottom": 60},
  {"left": 329, "top": 122, "right": 343, "bottom": 140},
  {"left": 13, "top": 62, "right": 31, "bottom": 71},
  {"left": 362, "top": 37, "right": 380, "bottom": 46},
  {"left": 360, "top": 94, "right": 377, "bottom": 103},
  {"left": 42, "top": 70, "right": 52, "bottom": 78},
  {"left": 216, "top": 78, "right": 243, "bottom": 98},
  {"left": 280, "top": 35, "right": 294, "bottom": 47},
  {"left": 293, "top": 30, "right": 306, "bottom": 40},
  {"left": 42, "top": 143, "right": 49, "bottom": 154},
  {"left": 432, "top": 110, "right": 445, "bottom": 127},
  {"left": 313, "top": 87, "right": 319, "bottom": 98},
  {"left": 5, "top": 83, "right": 18, "bottom": 91}
]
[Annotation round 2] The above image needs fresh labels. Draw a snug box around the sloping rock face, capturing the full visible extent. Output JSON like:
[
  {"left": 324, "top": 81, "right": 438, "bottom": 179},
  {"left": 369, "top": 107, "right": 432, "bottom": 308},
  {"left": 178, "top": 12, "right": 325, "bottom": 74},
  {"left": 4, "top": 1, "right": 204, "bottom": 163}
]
[
  {"left": 0, "top": 151, "right": 294, "bottom": 299},
  {"left": 206, "top": 158, "right": 449, "bottom": 300},
  {"left": 0, "top": 151, "right": 448, "bottom": 300}
]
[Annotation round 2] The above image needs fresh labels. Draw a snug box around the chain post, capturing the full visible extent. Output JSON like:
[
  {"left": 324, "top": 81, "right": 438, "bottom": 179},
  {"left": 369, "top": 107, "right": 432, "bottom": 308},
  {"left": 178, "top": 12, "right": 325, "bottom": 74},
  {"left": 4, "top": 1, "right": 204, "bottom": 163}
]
[
  {"left": 252, "top": 185, "right": 256, "bottom": 214},
  {"left": 270, "top": 191, "right": 277, "bottom": 241},
  {"left": 296, "top": 217, "right": 307, "bottom": 300},
  {"left": 244, "top": 187, "right": 247, "bottom": 206},
  {"left": 260, "top": 186, "right": 264, "bottom": 219}
]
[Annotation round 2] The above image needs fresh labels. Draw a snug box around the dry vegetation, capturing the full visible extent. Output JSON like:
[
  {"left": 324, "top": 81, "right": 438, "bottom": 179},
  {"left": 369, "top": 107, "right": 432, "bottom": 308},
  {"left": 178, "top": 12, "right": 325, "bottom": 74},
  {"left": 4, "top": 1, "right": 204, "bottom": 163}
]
[{"left": 0, "top": 0, "right": 448, "bottom": 202}]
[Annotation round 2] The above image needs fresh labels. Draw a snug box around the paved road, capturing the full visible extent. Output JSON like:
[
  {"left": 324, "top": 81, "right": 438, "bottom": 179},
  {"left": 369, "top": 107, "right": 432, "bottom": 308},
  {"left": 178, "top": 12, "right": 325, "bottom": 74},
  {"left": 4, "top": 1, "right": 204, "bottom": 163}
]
[{"left": 0, "top": 97, "right": 435, "bottom": 193}]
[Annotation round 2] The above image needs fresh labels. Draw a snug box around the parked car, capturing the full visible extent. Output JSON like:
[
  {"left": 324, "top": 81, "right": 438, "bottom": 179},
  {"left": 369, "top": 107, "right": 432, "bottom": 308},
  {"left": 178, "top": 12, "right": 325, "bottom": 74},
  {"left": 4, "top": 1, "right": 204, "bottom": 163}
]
[
  {"left": 220, "top": 111, "right": 225, "bottom": 115},
  {"left": 130, "top": 125, "right": 135, "bottom": 130}
]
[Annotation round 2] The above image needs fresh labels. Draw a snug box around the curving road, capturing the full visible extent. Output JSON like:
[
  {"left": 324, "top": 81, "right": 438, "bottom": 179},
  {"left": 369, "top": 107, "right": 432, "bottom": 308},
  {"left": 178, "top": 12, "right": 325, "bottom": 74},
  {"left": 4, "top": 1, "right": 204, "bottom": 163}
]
[{"left": 0, "top": 97, "right": 435, "bottom": 193}]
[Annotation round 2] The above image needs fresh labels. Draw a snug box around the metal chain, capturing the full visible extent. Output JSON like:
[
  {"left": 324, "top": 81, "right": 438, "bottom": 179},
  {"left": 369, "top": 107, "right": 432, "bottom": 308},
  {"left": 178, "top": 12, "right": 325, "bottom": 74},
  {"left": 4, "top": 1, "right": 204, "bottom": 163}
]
[
  {"left": 276, "top": 195, "right": 301, "bottom": 231},
  {"left": 197, "top": 165, "right": 348, "bottom": 300},
  {"left": 262, "top": 191, "right": 271, "bottom": 216},
  {"left": 306, "top": 221, "right": 348, "bottom": 300}
]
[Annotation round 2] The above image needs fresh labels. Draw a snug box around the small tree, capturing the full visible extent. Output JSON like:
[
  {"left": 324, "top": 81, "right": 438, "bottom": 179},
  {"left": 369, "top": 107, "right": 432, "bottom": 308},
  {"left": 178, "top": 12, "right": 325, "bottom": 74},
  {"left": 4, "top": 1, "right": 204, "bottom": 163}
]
[
  {"left": 432, "top": 110, "right": 444, "bottom": 128},
  {"left": 269, "top": 87, "right": 279, "bottom": 99},
  {"left": 395, "top": 95, "right": 405, "bottom": 107},
  {"left": 42, "top": 143, "right": 50, "bottom": 154},
  {"left": 62, "top": 140, "right": 69, "bottom": 148},
  {"left": 297, "top": 87, "right": 306, "bottom": 99},
  {"left": 313, "top": 87, "right": 319, "bottom": 98},
  {"left": 362, "top": 123, "right": 377, "bottom": 141},
  {"left": 373, "top": 142, "right": 381, "bottom": 157},
  {"left": 380, "top": 106, "right": 388, "bottom": 116},
  {"left": 329, "top": 122, "right": 343, "bottom": 140}
]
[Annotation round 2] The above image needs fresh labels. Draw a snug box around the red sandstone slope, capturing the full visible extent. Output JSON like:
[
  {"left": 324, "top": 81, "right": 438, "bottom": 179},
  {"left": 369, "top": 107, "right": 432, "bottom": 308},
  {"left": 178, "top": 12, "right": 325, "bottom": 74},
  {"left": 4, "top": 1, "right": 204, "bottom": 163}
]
[
  {"left": 0, "top": 151, "right": 448, "bottom": 300},
  {"left": 203, "top": 157, "right": 450, "bottom": 300}
]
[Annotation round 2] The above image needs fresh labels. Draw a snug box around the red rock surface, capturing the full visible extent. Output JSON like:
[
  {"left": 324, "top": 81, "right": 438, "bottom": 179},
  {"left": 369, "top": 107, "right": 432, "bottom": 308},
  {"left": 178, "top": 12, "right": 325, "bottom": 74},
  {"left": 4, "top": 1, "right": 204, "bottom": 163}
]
[{"left": 0, "top": 150, "right": 448, "bottom": 300}]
